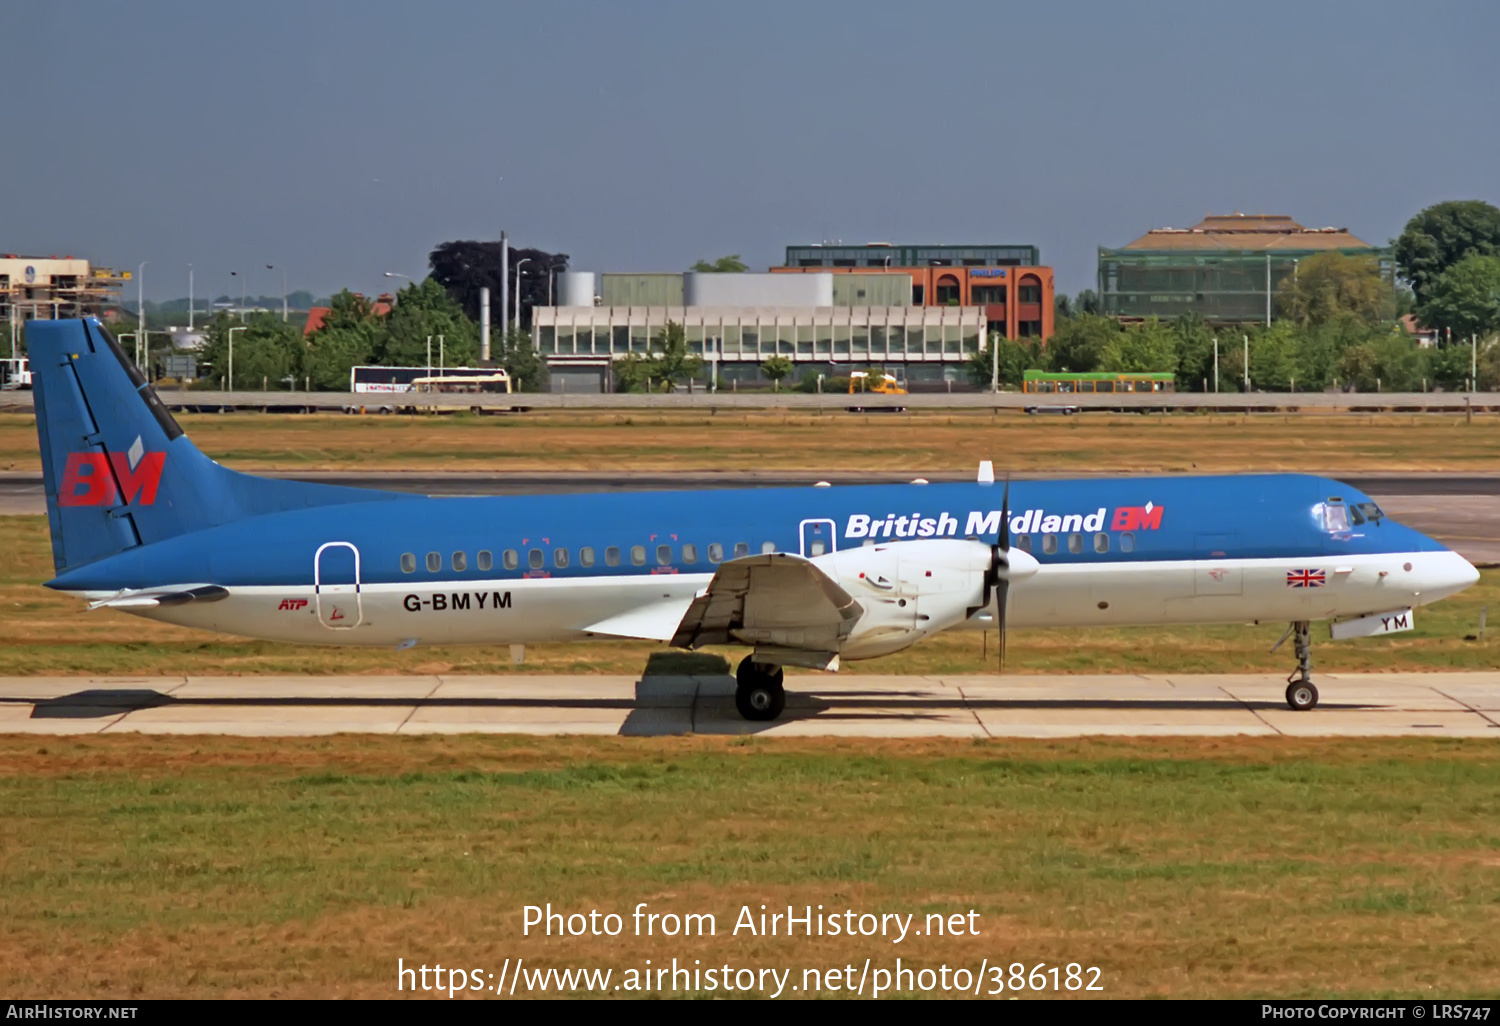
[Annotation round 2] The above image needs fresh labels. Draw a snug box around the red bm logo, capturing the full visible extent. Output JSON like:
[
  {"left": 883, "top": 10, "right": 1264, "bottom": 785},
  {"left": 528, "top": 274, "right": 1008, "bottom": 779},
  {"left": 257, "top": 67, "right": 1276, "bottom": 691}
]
[
  {"left": 1111, "top": 503, "right": 1164, "bottom": 531},
  {"left": 59, "top": 452, "right": 166, "bottom": 507}
]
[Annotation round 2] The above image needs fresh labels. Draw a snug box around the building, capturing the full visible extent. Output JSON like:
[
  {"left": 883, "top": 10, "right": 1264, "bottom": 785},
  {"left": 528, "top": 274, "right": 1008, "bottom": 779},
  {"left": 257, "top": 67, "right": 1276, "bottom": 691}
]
[
  {"left": 1, "top": 255, "right": 125, "bottom": 323},
  {"left": 1098, "top": 213, "right": 1396, "bottom": 323},
  {"left": 303, "top": 293, "right": 394, "bottom": 335},
  {"left": 774, "top": 243, "right": 1055, "bottom": 342},
  {"left": 532, "top": 272, "right": 986, "bottom": 393}
]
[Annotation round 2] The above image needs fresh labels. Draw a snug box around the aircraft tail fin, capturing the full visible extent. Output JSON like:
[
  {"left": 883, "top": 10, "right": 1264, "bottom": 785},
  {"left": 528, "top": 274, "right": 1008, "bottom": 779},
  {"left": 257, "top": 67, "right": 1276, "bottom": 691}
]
[{"left": 28, "top": 318, "right": 397, "bottom": 573}]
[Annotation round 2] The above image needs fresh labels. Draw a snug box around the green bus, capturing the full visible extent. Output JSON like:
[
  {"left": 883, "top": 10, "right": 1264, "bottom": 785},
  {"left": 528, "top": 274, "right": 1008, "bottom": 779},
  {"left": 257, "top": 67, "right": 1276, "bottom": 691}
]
[{"left": 1022, "top": 370, "right": 1174, "bottom": 395}]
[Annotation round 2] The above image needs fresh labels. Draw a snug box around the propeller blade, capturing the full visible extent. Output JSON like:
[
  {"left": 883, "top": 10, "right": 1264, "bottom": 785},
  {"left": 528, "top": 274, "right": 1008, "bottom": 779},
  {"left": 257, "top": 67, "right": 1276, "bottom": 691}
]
[{"left": 999, "top": 474, "right": 1011, "bottom": 553}]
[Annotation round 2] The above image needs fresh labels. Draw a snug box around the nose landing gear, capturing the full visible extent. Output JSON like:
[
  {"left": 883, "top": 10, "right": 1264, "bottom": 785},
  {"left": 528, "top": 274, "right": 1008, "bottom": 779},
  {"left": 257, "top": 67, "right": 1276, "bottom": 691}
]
[
  {"left": 735, "top": 656, "right": 786, "bottom": 722},
  {"left": 1283, "top": 620, "right": 1319, "bottom": 711}
]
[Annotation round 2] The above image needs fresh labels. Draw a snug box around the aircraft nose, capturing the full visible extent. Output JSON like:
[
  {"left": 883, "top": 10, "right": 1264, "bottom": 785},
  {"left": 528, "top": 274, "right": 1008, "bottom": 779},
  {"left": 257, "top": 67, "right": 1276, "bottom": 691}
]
[{"left": 1413, "top": 550, "right": 1481, "bottom": 604}]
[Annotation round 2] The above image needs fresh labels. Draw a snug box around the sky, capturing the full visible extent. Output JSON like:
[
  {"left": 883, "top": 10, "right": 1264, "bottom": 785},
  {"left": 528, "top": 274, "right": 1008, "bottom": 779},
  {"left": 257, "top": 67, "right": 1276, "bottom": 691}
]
[{"left": 5, "top": 1, "right": 1498, "bottom": 302}]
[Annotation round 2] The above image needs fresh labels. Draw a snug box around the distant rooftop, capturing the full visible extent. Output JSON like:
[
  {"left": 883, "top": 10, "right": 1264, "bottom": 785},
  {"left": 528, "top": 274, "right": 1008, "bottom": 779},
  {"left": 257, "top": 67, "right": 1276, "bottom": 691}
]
[{"left": 1117, "top": 213, "right": 1379, "bottom": 252}]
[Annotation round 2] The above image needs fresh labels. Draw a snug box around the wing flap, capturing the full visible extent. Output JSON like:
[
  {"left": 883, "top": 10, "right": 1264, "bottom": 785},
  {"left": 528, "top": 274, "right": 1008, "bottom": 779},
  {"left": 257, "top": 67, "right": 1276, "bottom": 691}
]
[{"left": 671, "top": 553, "right": 863, "bottom": 651}]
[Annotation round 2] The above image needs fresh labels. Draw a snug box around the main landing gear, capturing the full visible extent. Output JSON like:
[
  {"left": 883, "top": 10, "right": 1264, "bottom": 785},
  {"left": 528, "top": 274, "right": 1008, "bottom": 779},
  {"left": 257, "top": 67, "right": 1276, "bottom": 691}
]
[
  {"left": 1284, "top": 620, "right": 1319, "bottom": 711},
  {"left": 735, "top": 656, "right": 786, "bottom": 722}
]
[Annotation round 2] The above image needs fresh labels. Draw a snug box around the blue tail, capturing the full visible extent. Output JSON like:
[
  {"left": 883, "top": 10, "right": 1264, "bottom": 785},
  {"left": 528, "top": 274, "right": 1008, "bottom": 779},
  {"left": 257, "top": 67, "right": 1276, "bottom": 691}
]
[{"left": 29, "top": 318, "right": 399, "bottom": 573}]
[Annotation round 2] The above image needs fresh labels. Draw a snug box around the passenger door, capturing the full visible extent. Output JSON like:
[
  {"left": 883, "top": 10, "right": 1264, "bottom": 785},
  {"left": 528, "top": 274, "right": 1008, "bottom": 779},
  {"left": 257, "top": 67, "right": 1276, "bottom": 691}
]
[
  {"left": 314, "top": 541, "right": 363, "bottom": 629},
  {"left": 799, "top": 519, "right": 837, "bottom": 558}
]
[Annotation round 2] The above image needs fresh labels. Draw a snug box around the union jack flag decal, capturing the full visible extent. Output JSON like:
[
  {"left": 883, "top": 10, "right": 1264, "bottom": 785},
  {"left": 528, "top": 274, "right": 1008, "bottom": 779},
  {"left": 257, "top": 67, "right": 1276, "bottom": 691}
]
[{"left": 1287, "top": 569, "right": 1326, "bottom": 588}]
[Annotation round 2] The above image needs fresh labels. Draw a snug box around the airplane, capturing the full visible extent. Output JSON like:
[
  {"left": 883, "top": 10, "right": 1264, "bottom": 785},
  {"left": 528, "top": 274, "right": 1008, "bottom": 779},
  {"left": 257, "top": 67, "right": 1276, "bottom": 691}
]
[{"left": 26, "top": 318, "right": 1481, "bottom": 721}]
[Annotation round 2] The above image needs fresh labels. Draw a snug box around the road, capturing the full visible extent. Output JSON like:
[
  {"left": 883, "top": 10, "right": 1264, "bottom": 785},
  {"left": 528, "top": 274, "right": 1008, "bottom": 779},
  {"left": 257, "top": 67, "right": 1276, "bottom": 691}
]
[{"left": 3, "top": 673, "right": 1497, "bottom": 738}]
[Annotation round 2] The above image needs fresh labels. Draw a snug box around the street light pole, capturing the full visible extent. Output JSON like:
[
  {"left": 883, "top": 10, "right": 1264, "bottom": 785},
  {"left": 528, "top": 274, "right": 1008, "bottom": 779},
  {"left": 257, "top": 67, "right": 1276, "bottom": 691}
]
[
  {"left": 230, "top": 271, "right": 245, "bottom": 323},
  {"left": 137, "top": 261, "right": 147, "bottom": 340},
  {"left": 1213, "top": 337, "right": 1219, "bottom": 392},
  {"left": 188, "top": 263, "right": 194, "bottom": 331},
  {"left": 513, "top": 258, "right": 532, "bottom": 332},
  {"left": 227, "top": 326, "right": 246, "bottom": 391},
  {"left": 267, "top": 264, "right": 287, "bottom": 322}
]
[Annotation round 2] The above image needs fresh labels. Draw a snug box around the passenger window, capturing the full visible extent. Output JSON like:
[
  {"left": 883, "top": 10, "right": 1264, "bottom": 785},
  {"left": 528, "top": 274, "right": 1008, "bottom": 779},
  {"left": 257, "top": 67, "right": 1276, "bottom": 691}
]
[
  {"left": 606, "top": 546, "right": 621, "bottom": 567},
  {"left": 708, "top": 542, "right": 724, "bottom": 563},
  {"left": 761, "top": 541, "right": 776, "bottom": 554},
  {"left": 1016, "top": 535, "right": 1032, "bottom": 553},
  {"left": 502, "top": 549, "right": 518, "bottom": 571},
  {"left": 528, "top": 549, "right": 543, "bottom": 569},
  {"left": 426, "top": 552, "right": 441, "bottom": 572},
  {"left": 1094, "top": 532, "right": 1109, "bottom": 554},
  {"left": 1041, "top": 534, "right": 1057, "bottom": 554},
  {"left": 452, "top": 551, "right": 467, "bottom": 572},
  {"left": 1067, "top": 533, "right": 1083, "bottom": 554},
  {"left": 579, "top": 547, "right": 595, "bottom": 567},
  {"left": 656, "top": 544, "right": 672, "bottom": 565},
  {"left": 477, "top": 550, "right": 492, "bottom": 572},
  {"left": 682, "top": 543, "right": 697, "bottom": 563},
  {"left": 734, "top": 542, "right": 750, "bottom": 558},
  {"left": 401, "top": 553, "right": 416, "bottom": 573},
  {"left": 631, "top": 545, "right": 646, "bottom": 565},
  {"left": 1120, "top": 531, "right": 1135, "bottom": 553},
  {"left": 554, "top": 548, "right": 569, "bottom": 568}
]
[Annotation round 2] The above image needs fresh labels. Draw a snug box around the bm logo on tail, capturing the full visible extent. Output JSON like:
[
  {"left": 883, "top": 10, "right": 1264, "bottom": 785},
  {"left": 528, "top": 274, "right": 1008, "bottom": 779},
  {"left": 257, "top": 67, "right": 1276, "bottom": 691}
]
[{"left": 59, "top": 438, "right": 165, "bottom": 508}]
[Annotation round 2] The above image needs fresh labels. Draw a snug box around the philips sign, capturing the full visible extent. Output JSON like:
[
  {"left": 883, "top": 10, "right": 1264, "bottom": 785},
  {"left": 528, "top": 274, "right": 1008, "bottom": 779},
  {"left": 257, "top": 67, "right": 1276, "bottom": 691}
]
[{"left": 971, "top": 269, "right": 1007, "bottom": 278}]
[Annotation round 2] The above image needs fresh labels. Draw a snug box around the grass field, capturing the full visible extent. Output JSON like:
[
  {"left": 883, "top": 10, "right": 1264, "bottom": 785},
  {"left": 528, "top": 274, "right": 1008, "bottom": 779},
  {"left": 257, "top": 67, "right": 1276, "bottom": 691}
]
[
  {"left": 1, "top": 734, "right": 1497, "bottom": 998},
  {"left": 2, "top": 409, "right": 1499, "bottom": 475},
  {"left": 1, "top": 516, "right": 1494, "bottom": 677}
]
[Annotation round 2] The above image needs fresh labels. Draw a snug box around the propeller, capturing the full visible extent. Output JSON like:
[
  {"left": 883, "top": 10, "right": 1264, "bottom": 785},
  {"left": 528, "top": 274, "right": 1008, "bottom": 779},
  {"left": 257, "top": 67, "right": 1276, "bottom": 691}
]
[{"left": 978, "top": 475, "right": 1013, "bottom": 674}]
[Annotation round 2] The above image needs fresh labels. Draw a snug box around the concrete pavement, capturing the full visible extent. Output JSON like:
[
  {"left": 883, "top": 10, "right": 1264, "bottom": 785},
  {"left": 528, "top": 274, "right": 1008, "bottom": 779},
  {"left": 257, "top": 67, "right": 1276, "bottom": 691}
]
[{"left": 2, "top": 673, "right": 1497, "bottom": 738}]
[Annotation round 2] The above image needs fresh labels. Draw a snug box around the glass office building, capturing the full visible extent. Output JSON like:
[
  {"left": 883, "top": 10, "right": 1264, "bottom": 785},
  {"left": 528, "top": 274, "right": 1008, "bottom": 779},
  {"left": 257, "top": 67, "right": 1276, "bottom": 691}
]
[{"left": 531, "top": 304, "right": 986, "bottom": 387}]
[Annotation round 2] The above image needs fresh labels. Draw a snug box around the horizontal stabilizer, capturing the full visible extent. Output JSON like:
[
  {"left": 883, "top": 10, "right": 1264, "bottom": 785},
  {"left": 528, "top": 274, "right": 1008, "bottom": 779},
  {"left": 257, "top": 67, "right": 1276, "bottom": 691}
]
[{"left": 88, "top": 585, "right": 229, "bottom": 611}]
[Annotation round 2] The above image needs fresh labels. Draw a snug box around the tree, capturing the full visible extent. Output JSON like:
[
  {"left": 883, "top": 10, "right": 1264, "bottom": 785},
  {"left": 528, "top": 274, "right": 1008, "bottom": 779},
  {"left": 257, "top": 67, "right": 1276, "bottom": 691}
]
[
  {"left": 1073, "top": 289, "right": 1102, "bottom": 315},
  {"left": 760, "top": 355, "right": 793, "bottom": 391},
  {"left": 1417, "top": 254, "right": 1500, "bottom": 343},
  {"left": 1044, "top": 314, "right": 1118, "bottom": 373},
  {"left": 494, "top": 326, "right": 545, "bottom": 392},
  {"left": 1395, "top": 200, "right": 1500, "bottom": 305},
  {"left": 427, "top": 239, "right": 569, "bottom": 330},
  {"left": 1277, "top": 252, "right": 1393, "bottom": 328},
  {"left": 649, "top": 321, "right": 703, "bottom": 391},
  {"left": 1054, "top": 293, "right": 1073, "bottom": 320},
  {"left": 377, "top": 277, "right": 479, "bottom": 368},
  {"left": 303, "top": 289, "right": 384, "bottom": 390},
  {"left": 966, "top": 335, "right": 1046, "bottom": 388},
  {"left": 613, "top": 352, "right": 653, "bottom": 393},
  {"left": 690, "top": 255, "right": 748, "bottom": 273},
  {"left": 1099, "top": 320, "right": 1177, "bottom": 373},
  {"left": 197, "top": 311, "right": 303, "bottom": 390}
]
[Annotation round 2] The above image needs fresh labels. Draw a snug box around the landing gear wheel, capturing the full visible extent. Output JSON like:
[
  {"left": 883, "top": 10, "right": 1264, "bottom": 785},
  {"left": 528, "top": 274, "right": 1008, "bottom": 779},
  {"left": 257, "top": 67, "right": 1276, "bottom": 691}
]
[
  {"left": 735, "top": 657, "right": 786, "bottom": 722},
  {"left": 1285, "top": 680, "right": 1319, "bottom": 711}
]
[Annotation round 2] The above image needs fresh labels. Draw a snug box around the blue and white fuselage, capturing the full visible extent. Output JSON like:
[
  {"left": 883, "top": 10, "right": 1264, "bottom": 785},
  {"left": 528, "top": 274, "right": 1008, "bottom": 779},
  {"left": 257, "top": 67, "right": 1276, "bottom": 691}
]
[{"left": 26, "top": 318, "right": 1480, "bottom": 717}]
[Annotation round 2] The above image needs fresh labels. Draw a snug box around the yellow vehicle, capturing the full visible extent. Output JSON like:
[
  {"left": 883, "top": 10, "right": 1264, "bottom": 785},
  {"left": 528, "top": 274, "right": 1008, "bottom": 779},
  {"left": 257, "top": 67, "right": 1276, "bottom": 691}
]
[
  {"left": 410, "top": 371, "right": 512, "bottom": 394},
  {"left": 848, "top": 370, "right": 907, "bottom": 396}
]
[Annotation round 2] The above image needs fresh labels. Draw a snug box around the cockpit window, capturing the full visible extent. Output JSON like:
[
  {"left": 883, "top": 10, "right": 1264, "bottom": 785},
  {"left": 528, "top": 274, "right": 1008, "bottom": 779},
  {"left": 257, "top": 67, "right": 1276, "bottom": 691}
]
[
  {"left": 1356, "top": 502, "right": 1384, "bottom": 524},
  {"left": 1348, "top": 505, "right": 1366, "bottom": 526},
  {"left": 1323, "top": 504, "right": 1350, "bottom": 533}
]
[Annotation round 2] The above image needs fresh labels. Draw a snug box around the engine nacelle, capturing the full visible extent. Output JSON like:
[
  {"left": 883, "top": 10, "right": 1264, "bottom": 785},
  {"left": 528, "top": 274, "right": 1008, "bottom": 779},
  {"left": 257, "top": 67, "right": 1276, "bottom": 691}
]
[{"left": 811, "top": 539, "right": 1010, "bottom": 660}]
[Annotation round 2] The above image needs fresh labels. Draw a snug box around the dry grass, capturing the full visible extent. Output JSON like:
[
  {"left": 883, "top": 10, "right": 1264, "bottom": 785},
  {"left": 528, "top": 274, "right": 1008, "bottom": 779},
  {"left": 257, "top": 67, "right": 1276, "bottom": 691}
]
[
  {"left": 3, "top": 408, "right": 1500, "bottom": 475},
  {"left": 1, "top": 516, "right": 1495, "bottom": 676},
  {"left": 1, "top": 734, "right": 1497, "bottom": 998}
]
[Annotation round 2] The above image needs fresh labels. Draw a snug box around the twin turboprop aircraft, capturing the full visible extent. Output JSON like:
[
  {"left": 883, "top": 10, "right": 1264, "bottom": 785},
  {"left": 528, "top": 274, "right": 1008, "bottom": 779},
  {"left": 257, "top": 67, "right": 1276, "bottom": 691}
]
[{"left": 28, "top": 319, "right": 1480, "bottom": 721}]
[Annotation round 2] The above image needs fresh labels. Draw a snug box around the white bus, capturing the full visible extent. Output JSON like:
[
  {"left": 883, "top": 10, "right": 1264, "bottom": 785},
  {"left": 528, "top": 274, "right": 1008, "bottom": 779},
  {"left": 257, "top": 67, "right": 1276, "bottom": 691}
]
[
  {"left": 410, "top": 372, "right": 511, "bottom": 394},
  {"left": 1, "top": 358, "right": 31, "bottom": 390},
  {"left": 348, "top": 365, "right": 504, "bottom": 394}
]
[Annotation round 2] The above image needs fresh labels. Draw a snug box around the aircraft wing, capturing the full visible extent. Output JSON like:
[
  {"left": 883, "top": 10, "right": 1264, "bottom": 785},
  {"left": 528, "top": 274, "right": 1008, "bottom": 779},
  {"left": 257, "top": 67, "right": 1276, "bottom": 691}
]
[{"left": 669, "top": 553, "right": 864, "bottom": 659}]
